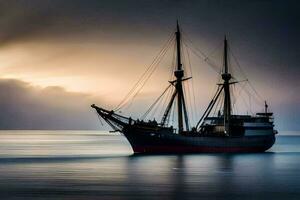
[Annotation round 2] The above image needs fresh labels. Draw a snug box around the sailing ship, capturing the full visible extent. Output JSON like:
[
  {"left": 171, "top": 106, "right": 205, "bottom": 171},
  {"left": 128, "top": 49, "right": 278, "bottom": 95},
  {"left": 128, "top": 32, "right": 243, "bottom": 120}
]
[{"left": 92, "top": 22, "right": 276, "bottom": 153}]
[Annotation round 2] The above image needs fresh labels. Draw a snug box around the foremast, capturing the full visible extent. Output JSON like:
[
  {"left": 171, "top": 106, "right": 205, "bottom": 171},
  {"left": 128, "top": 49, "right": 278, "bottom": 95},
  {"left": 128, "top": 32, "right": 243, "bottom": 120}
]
[{"left": 161, "top": 21, "right": 189, "bottom": 134}]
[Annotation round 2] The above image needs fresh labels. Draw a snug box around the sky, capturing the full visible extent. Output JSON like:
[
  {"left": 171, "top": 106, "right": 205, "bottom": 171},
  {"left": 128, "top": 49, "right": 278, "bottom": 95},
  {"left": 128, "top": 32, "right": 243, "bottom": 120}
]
[{"left": 0, "top": 0, "right": 299, "bottom": 131}]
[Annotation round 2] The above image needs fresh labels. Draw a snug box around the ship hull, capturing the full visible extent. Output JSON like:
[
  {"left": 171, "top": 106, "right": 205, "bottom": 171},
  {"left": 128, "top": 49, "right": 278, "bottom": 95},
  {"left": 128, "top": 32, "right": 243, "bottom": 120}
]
[
  {"left": 122, "top": 128, "right": 275, "bottom": 154},
  {"left": 131, "top": 145, "right": 273, "bottom": 154}
]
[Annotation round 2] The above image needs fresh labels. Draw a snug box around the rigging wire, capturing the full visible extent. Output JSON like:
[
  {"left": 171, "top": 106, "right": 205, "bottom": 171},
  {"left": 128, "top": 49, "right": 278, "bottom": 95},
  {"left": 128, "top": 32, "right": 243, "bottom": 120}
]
[
  {"left": 180, "top": 42, "right": 193, "bottom": 125},
  {"left": 229, "top": 45, "right": 265, "bottom": 104},
  {"left": 231, "top": 86, "right": 236, "bottom": 115},
  {"left": 119, "top": 35, "right": 175, "bottom": 111},
  {"left": 207, "top": 41, "right": 224, "bottom": 61},
  {"left": 184, "top": 81, "right": 194, "bottom": 125},
  {"left": 144, "top": 38, "right": 177, "bottom": 120},
  {"left": 249, "top": 93, "right": 253, "bottom": 114},
  {"left": 181, "top": 32, "right": 221, "bottom": 74},
  {"left": 96, "top": 111, "right": 104, "bottom": 126},
  {"left": 183, "top": 41, "right": 220, "bottom": 74},
  {"left": 181, "top": 31, "right": 210, "bottom": 59},
  {"left": 158, "top": 85, "right": 174, "bottom": 119},
  {"left": 141, "top": 84, "right": 172, "bottom": 119},
  {"left": 212, "top": 89, "right": 224, "bottom": 116},
  {"left": 149, "top": 96, "right": 164, "bottom": 120},
  {"left": 196, "top": 85, "right": 222, "bottom": 128},
  {"left": 185, "top": 44, "right": 197, "bottom": 124},
  {"left": 183, "top": 39, "right": 224, "bottom": 122},
  {"left": 242, "top": 84, "right": 263, "bottom": 106},
  {"left": 232, "top": 81, "right": 247, "bottom": 107},
  {"left": 170, "top": 41, "right": 177, "bottom": 80},
  {"left": 159, "top": 47, "right": 177, "bottom": 120},
  {"left": 158, "top": 38, "right": 177, "bottom": 121},
  {"left": 233, "top": 86, "right": 239, "bottom": 115},
  {"left": 138, "top": 31, "right": 178, "bottom": 120},
  {"left": 212, "top": 86, "right": 224, "bottom": 117},
  {"left": 115, "top": 33, "right": 175, "bottom": 111},
  {"left": 239, "top": 88, "right": 254, "bottom": 115}
]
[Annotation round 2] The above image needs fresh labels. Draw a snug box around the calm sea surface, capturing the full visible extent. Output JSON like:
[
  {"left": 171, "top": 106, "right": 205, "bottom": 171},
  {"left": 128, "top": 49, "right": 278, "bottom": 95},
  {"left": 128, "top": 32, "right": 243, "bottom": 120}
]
[{"left": 0, "top": 130, "right": 299, "bottom": 200}]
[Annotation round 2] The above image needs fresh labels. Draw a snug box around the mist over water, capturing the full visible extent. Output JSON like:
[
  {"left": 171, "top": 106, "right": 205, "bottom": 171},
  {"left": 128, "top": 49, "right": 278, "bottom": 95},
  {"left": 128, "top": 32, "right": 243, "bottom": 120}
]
[{"left": 0, "top": 130, "right": 299, "bottom": 199}]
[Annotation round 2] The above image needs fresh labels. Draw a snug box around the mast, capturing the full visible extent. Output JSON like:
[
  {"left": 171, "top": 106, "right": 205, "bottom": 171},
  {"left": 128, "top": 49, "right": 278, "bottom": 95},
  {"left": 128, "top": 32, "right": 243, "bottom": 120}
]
[
  {"left": 160, "top": 21, "right": 189, "bottom": 133},
  {"left": 175, "top": 21, "right": 189, "bottom": 133},
  {"left": 222, "top": 36, "right": 231, "bottom": 135}
]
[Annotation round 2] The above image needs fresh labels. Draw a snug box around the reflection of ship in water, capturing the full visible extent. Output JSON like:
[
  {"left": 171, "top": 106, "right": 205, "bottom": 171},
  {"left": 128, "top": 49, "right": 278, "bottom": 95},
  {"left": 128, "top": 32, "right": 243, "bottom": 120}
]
[{"left": 92, "top": 22, "right": 276, "bottom": 153}]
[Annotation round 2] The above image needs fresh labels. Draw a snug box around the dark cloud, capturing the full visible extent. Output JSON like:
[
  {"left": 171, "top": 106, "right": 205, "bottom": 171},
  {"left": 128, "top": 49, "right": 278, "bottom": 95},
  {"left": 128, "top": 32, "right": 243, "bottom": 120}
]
[
  {"left": 0, "top": 78, "right": 103, "bottom": 129},
  {"left": 0, "top": 0, "right": 57, "bottom": 44},
  {"left": 0, "top": 0, "right": 171, "bottom": 45},
  {"left": 0, "top": 0, "right": 299, "bottom": 41}
]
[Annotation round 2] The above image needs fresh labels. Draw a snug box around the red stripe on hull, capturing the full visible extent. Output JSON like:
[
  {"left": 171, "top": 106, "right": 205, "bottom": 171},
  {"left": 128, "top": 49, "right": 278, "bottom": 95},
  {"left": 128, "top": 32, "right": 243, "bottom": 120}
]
[{"left": 132, "top": 146, "right": 268, "bottom": 154}]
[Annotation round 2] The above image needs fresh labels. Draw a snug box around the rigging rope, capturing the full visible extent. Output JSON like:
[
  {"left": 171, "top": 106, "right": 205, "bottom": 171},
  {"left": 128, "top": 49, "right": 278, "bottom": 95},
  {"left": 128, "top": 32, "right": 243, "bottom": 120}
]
[
  {"left": 213, "top": 89, "right": 222, "bottom": 117},
  {"left": 121, "top": 39, "right": 173, "bottom": 110},
  {"left": 122, "top": 43, "right": 170, "bottom": 111},
  {"left": 185, "top": 45, "right": 197, "bottom": 124},
  {"left": 229, "top": 45, "right": 265, "bottom": 104},
  {"left": 115, "top": 33, "right": 175, "bottom": 111},
  {"left": 183, "top": 41, "right": 221, "bottom": 74},
  {"left": 181, "top": 31, "right": 221, "bottom": 74},
  {"left": 232, "top": 81, "right": 247, "bottom": 107},
  {"left": 96, "top": 111, "right": 104, "bottom": 126},
  {"left": 158, "top": 85, "right": 174, "bottom": 119},
  {"left": 141, "top": 84, "right": 172, "bottom": 119}
]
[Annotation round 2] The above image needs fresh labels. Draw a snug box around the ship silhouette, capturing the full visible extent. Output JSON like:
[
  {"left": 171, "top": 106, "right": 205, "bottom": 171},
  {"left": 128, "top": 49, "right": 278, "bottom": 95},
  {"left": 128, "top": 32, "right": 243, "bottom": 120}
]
[{"left": 91, "top": 22, "right": 276, "bottom": 153}]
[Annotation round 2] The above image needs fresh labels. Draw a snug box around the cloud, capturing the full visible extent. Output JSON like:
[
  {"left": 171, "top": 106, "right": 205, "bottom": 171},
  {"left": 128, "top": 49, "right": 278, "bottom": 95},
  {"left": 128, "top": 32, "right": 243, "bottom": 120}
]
[
  {"left": 0, "top": 78, "right": 103, "bottom": 129},
  {"left": 0, "top": 76, "right": 298, "bottom": 131},
  {"left": 0, "top": 0, "right": 299, "bottom": 131},
  {"left": 0, "top": 0, "right": 173, "bottom": 46}
]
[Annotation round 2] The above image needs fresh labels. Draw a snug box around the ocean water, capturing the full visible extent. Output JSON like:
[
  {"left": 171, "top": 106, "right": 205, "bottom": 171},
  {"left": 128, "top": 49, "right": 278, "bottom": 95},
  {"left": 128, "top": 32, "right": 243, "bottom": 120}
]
[{"left": 0, "top": 131, "right": 299, "bottom": 200}]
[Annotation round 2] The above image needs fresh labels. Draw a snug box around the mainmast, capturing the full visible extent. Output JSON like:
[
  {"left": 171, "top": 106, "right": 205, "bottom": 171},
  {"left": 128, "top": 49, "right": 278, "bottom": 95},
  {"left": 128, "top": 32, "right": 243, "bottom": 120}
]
[{"left": 222, "top": 36, "right": 231, "bottom": 135}]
